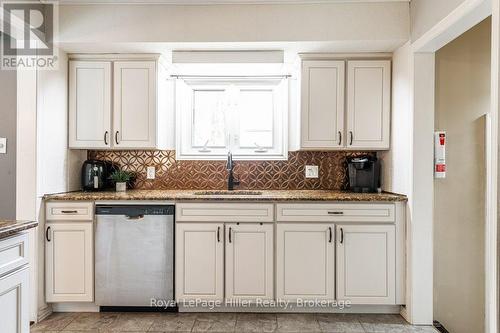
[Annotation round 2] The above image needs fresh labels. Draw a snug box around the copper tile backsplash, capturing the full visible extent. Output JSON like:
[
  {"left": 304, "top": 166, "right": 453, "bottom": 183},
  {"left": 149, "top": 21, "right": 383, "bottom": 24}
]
[{"left": 88, "top": 150, "right": 375, "bottom": 190}]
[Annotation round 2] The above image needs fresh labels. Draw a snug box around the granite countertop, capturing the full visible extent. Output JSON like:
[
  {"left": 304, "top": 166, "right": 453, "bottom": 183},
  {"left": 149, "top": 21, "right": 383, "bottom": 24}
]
[
  {"left": 0, "top": 220, "right": 38, "bottom": 239},
  {"left": 43, "top": 189, "right": 407, "bottom": 202}
]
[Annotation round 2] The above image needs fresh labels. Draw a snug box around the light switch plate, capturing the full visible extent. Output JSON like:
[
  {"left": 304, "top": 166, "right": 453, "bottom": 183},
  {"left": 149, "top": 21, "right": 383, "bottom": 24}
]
[
  {"left": 147, "top": 166, "right": 156, "bottom": 180},
  {"left": 305, "top": 165, "right": 319, "bottom": 178},
  {"left": 0, "top": 138, "right": 6, "bottom": 154}
]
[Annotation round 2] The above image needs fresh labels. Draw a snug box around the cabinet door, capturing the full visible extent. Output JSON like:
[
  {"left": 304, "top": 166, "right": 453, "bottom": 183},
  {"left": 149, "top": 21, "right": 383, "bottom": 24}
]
[
  {"left": 276, "top": 223, "right": 335, "bottom": 301},
  {"left": 225, "top": 223, "right": 273, "bottom": 301},
  {"left": 69, "top": 61, "right": 112, "bottom": 149},
  {"left": 346, "top": 60, "right": 391, "bottom": 150},
  {"left": 45, "top": 222, "right": 94, "bottom": 302},
  {"left": 336, "top": 224, "right": 395, "bottom": 304},
  {"left": 301, "top": 60, "right": 345, "bottom": 149},
  {"left": 113, "top": 61, "right": 156, "bottom": 148},
  {"left": 176, "top": 223, "right": 224, "bottom": 301},
  {"left": 0, "top": 267, "right": 29, "bottom": 333}
]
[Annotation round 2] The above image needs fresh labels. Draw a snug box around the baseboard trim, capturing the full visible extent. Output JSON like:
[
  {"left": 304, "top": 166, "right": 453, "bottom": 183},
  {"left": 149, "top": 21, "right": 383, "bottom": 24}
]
[
  {"left": 433, "top": 320, "right": 450, "bottom": 333},
  {"left": 51, "top": 302, "right": 100, "bottom": 312},
  {"left": 37, "top": 305, "right": 52, "bottom": 322},
  {"left": 179, "top": 304, "right": 402, "bottom": 314}
]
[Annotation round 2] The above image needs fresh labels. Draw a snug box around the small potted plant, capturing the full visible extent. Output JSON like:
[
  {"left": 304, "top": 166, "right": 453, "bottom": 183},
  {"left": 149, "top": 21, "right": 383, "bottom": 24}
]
[{"left": 110, "top": 170, "right": 133, "bottom": 192}]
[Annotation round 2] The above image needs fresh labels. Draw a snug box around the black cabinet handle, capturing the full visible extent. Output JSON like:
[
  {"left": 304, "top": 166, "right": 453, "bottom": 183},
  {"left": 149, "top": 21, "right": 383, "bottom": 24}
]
[
  {"left": 338, "top": 131, "right": 342, "bottom": 145},
  {"left": 327, "top": 211, "right": 344, "bottom": 215},
  {"left": 115, "top": 131, "right": 120, "bottom": 145},
  {"left": 46, "top": 226, "right": 51, "bottom": 242},
  {"left": 349, "top": 131, "right": 353, "bottom": 145},
  {"left": 61, "top": 210, "right": 78, "bottom": 214},
  {"left": 340, "top": 228, "right": 344, "bottom": 244},
  {"left": 328, "top": 227, "right": 332, "bottom": 243},
  {"left": 228, "top": 227, "right": 232, "bottom": 243},
  {"left": 104, "top": 131, "right": 109, "bottom": 145},
  {"left": 217, "top": 227, "right": 220, "bottom": 242}
]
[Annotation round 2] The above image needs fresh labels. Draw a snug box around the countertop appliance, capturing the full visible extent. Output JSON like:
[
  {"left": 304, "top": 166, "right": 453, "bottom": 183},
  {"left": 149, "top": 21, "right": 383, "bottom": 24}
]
[
  {"left": 95, "top": 204, "right": 175, "bottom": 310},
  {"left": 347, "top": 156, "right": 381, "bottom": 193},
  {"left": 81, "top": 160, "right": 115, "bottom": 191}
]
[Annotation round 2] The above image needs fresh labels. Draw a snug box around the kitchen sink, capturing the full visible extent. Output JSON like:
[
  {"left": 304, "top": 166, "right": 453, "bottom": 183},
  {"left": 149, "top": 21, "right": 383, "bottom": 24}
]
[{"left": 193, "top": 190, "right": 263, "bottom": 196}]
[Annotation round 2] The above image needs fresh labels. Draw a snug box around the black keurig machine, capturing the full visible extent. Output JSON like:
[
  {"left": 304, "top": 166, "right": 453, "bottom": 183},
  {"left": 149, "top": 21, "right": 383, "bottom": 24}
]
[{"left": 347, "top": 156, "right": 381, "bottom": 193}]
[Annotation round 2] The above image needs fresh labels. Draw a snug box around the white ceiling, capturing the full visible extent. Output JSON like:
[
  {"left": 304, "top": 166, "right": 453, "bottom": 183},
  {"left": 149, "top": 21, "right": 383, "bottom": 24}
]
[{"left": 58, "top": 0, "right": 410, "bottom": 4}]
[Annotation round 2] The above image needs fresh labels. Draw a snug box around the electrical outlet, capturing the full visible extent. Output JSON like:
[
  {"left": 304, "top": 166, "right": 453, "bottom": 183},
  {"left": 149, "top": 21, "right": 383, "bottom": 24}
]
[
  {"left": 305, "top": 165, "right": 319, "bottom": 178},
  {"left": 0, "top": 138, "right": 6, "bottom": 154},
  {"left": 147, "top": 166, "right": 156, "bottom": 180}
]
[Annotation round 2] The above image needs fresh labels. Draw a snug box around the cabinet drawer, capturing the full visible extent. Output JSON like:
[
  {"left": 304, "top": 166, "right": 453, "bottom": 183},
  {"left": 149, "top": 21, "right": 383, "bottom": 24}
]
[
  {"left": 46, "top": 202, "right": 94, "bottom": 221},
  {"left": 276, "top": 203, "right": 395, "bottom": 222},
  {"left": 0, "top": 233, "right": 29, "bottom": 277},
  {"left": 176, "top": 203, "right": 274, "bottom": 222}
]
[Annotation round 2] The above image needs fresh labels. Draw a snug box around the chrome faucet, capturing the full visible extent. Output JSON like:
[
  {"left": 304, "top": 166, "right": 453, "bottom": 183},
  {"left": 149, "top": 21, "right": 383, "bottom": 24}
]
[{"left": 226, "top": 152, "right": 240, "bottom": 191}]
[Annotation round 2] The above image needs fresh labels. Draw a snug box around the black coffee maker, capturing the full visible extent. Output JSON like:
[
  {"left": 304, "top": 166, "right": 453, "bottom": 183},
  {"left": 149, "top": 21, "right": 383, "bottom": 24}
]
[
  {"left": 347, "top": 156, "right": 381, "bottom": 193},
  {"left": 81, "top": 160, "right": 116, "bottom": 191}
]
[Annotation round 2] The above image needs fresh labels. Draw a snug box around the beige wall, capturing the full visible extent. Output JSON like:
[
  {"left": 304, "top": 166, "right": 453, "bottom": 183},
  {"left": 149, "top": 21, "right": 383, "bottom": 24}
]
[
  {"left": 434, "top": 18, "right": 490, "bottom": 333},
  {"left": 0, "top": 68, "right": 17, "bottom": 219},
  {"left": 410, "top": 0, "right": 468, "bottom": 41},
  {"left": 58, "top": 2, "right": 409, "bottom": 45}
]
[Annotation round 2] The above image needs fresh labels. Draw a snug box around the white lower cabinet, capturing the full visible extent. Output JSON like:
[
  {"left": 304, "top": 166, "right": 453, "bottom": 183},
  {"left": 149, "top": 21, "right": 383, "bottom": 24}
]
[
  {"left": 336, "top": 224, "right": 396, "bottom": 304},
  {"left": 276, "top": 223, "right": 335, "bottom": 301},
  {"left": 45, "top": 222, "right": 94, "bottom": 302},
  {"left": 175, "top": 223, "right": 224, "bottom": 301},
  {"left": 0, "top": 266, "right": 29, "bottom": 333},
  {"left": 225, "top": 223, "right": 274, "bottom": 301}
]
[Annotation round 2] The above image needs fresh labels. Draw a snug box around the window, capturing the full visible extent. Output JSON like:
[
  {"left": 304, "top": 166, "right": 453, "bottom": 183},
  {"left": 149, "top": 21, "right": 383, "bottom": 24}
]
[{"left": 176, "top": 77, "right": 288, "bottom": 160}]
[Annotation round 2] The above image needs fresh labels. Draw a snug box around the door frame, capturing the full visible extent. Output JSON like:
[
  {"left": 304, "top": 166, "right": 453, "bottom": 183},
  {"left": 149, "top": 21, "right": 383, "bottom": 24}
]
[{"left": 407, "top": 0, "right": 497, "bottom": 331}]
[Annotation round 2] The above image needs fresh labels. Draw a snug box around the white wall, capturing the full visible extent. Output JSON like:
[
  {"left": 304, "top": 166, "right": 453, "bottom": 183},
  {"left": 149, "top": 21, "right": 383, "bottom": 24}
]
[
  {"left": 410, "top": 0, "right": 468, "bottom": 41},
  {"left": 27, "top": 49, "right": 86, "bottom": 321},
  {"left": 58, "top": 2, "right": 409, "bottom": 46},
  {"left": 380, "top": 42, "right": 412, "bottom": 195},
  {"left": 433, "top": 18, "right": 490, "bottom": 333}
]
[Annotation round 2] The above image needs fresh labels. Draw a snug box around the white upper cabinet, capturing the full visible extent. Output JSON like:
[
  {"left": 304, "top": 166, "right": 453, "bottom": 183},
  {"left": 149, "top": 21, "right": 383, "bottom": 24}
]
[
  {"left": 301, "top": 60, "right": 345, "bottom": 149},
  {"left": 346, "top": 60, "right": 391, "bottom": 150},
  {"left": 336, "top": 224, "right": 396, "bottom": 304},
  {"left": 113, "top": 61, "right": 156, "bottom": 148},
  {"left": 300, "top": 57, "right": 391, "bottom": 150},
  {"left": 69, "top": 55, "right": 171, "bottom": 150},
  {"left": 69, "top": 61, "right": 112, "bottom": 149}
]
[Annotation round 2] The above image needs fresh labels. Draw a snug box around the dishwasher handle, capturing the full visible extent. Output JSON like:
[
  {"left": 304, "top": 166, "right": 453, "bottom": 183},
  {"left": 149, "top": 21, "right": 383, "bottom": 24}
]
[{"left": 126, "top": 215, "right": 145, "bottom": 220}]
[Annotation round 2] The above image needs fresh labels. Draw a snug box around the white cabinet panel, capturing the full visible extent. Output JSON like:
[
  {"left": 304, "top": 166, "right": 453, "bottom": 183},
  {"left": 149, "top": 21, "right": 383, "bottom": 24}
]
[
  {"left": 0, "top": 267, "right": 30, "bottom": 333},
  {"left": 176, "top": 203, "right": 274, "bottom": 222},
  {"left": 225, "top": 223, "right": 273, "bottom": 301},
  {"left": 301, "top": 60, "right": 345, "bottom": 149},
  {"left": 113, "top": 61, "right": 157, "bottom": 148},
  {"left": 45, "top": 202, "right": 94, "bottom": 221},
  {"left": 346, "top": 60, "right": 391, "bottom": 150},
  {"left": 69, "top": 61, "right": 112, "bottom": 149},
  {"left": 276, "top": 203, "right": 395, "bottom": 222},
  {"left": 336, "top": 224, "right": 395, "bottom": 304},
  {"left": 0, "top": 233, "right": 29, "bottom": 277},
  {"left": 176, "top": 223, "right": 224, "bottom": 301},
  {"left": 276, "top": 223, "right": 335, "bottom": 301},
  {"left": 45, "top": 222, "right": 94, "bottom": 302}
]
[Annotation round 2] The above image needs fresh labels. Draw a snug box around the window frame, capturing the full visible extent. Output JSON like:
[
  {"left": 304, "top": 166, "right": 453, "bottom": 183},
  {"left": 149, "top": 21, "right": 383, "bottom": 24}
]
[{"left": 175, "top": 77, "right": 289, "bottom": 160}]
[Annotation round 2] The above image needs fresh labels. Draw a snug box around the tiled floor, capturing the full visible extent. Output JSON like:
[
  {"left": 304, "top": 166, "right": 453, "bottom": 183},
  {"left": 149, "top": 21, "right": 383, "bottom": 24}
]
[{"left": 30, "top": 312, "right": 439, "bottom": 333}]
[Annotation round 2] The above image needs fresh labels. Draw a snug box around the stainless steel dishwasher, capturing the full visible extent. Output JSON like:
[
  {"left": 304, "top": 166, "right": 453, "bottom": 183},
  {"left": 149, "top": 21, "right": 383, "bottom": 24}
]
[{"left": 95, "top": 205, "right": 175, "bottom": 310}]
